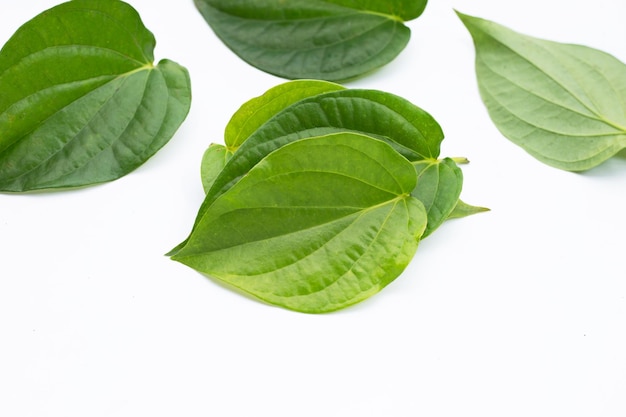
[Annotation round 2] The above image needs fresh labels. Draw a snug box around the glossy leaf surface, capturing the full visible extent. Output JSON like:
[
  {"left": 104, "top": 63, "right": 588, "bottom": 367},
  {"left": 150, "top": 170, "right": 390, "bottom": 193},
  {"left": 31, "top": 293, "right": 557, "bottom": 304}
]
[
  {"left": 172, "top": 133, "right": 427, "bottom": 313},
  {"left": 200, "top": 144, "right": 233, "bottom": 194},
  {"left": 413, "top": 158, "right": 463, "bottom": 237},
  {"left": 458, "top": 12, "right": 626, "bottom": 171},
  {"left": 207, "top": 88, "right": 443, "bottom": 204},
  {"left": 0, "top": 0, "right": 191, "bottom": 191},
  {"left": 200, "top": 80, "right": 345, "bottom": 192},
  {"left": 171, "top": 87, "right": 444, "bottom": 256},
  {"left": 224, "top": 80, "right": 345, "bottom": 150},
  {"left": 194, "top": 0, "right": 427, "bottom": 81}
]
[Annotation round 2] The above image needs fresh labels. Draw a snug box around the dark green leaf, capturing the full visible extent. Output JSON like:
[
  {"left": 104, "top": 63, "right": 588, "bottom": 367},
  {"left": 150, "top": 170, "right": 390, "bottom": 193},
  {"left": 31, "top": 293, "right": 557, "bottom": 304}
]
[
  {"left": 209, "top": 88, "right": 443, "bottom": 202},
  {"left": 0, "top": 0, "right": 191, "bottom": 192},
  {"left": 172, "top": 133, "right": 427, "bottom": 313},
  {"left": 194, "top": 0, "right": 428, "bottom": 81}
]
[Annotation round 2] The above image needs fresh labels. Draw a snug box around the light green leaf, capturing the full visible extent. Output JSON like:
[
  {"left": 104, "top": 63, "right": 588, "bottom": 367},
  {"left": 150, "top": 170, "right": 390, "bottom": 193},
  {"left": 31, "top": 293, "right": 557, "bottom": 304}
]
[
  {"left": 412, "top": 158, "right": 463, "bottom": 237},
  {"left": 447, "top": 199, "right": 490, "bottom": 220},
  {"left": 457, "top": 11, "right": 626, "bottom": 171},
  {"left": 0, "top": 0, "right": 191, "bottom": 192},
  {"left": 194, "top": 0, "right": 428, "bottom": 81},
  {"left": 171, "top": 133, "right": 427, "bottom": 313},
  {"left": 201, "top": 80, "right": 344, "bottom": 192},
  {"left": 224, "top": 79, "right": 346, "bottom": 150},
  {"left": 201, "top": 144, "right": 233, "bottom": 194}
]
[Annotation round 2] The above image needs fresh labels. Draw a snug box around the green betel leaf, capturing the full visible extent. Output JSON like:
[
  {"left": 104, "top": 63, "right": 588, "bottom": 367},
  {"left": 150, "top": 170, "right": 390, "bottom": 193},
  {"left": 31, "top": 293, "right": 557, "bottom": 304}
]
[
  {"left": 224, "top": 79, "right": 346, "bottom": 150},
  {"left": 200, "top": 144, "right": 233, "bottom": 194},
  {"left": 447, "top": 199, "right": 490, "bottom": 220},
  {"left": 201, "top": 80, "right": 344, "bottom": 192},
  {"left": 321, "top": 0, "right": 427, "bottom": 21},
  {"left": 0, "top": 0, "right": 191, "bottom": 192},
  {"left": 171, "top": 133, "right": 428, "bottom": 313},
  {"left": 457, "top": 12, "right": 626, "bottom": 171},
  {"left": 412, "top": 158, "right": 463, "bottom": 238},
  {"left": 194, "top": 0, "right": 427, "bottom": 81},
  {"left": 169, "top": 86, "right": 444, "bottom": 256},
  {"left": 209, "top": 88, "right": 443, "bottom": 202}
]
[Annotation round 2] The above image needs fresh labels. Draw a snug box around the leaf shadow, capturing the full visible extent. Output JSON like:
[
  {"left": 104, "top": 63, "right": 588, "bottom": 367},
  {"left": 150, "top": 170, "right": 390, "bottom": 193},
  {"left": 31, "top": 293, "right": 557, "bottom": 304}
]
[{"left": 578, "top": 149, "right": 626, "bottom": 179}]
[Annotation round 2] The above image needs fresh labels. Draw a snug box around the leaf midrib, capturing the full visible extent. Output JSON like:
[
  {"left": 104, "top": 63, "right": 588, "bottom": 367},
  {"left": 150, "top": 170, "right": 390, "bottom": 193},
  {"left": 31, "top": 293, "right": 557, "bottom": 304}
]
[
  {"left": 477, "top": 29, "right": 626, "bottom": 134},
  {"left": 0, "top": 44, "right": 149, "bottom": 80},
  {"left": 213, "top": 1, "right": 401, "bottom": 24},
  {"left": 257, "top": 199, "right": 408, "bottom": 305},
  {"left": 1, "top": 65, "right": 155, "bottom": 185},
  {"left": 180, "top": 192, "right": 411, "bottom": 258},
  {"left": 209, "top": 197, "right": 409, "bottom": 283},
  {"left": 479, "top": 56, "right": 626, "bottom": 139},
  {"left": 319, "top": 1, "right": 403, "bottom": 22},
  {"left": 227, "top": 14, "right": 397, "bottom": 55}
]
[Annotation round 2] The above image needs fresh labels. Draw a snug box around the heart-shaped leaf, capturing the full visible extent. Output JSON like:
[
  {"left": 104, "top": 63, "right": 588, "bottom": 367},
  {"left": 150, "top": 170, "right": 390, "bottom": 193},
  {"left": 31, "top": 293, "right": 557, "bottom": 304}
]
[
  {"left": 458, "top": 11, "right": 626, "bottom": 171},
  {"left": 194, "top": 0, "right": 428, "bottom": 81},
  {"left": 0, "top": 0, "right": 191, "bottom": 192},
  {"left": 171, "top": 133, "right": 427, "bottom": 313}
]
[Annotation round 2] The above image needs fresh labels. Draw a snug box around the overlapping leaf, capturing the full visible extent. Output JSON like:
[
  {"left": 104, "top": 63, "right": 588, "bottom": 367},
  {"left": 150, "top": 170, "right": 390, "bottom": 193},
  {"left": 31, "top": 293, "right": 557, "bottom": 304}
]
[
  {"left": 204, "top": 86, "right": 444, "bottom": 205},
  {"left": 458, "top": 12, "right": 626, "bottom": 171},
  {"left": 0, "top": 0, "right": 191, "bottom": 192},
  {"left": 194, "top": 0, "right": 428, "bottom": 81},
  {"left": 201, "top": 80, "right": 344, "bottom": 192},
  {"left": 412, "top": 158, "right": 463, "bottom": 238},
  {"left": 172, "top": 133, "right": 428, "bottom": 313},
  {"left": 174, "top": 81, "right": 449, "bottom": 257},
  {"left": 171, "top": 81, "right": 485, "bottom": 312}
]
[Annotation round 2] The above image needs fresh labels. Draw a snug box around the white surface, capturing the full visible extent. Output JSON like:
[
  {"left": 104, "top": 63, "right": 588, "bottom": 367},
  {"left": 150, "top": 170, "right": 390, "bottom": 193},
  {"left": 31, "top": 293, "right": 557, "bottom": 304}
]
[{"left": 1, "top": 1, "right": 626, "bottom": 416}]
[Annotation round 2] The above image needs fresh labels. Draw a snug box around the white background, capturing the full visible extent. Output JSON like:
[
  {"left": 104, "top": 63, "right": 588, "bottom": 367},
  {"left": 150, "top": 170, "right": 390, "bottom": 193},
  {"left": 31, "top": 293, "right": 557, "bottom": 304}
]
[{"left": 1, "top": 1, "right": 625, "bottom": 416}]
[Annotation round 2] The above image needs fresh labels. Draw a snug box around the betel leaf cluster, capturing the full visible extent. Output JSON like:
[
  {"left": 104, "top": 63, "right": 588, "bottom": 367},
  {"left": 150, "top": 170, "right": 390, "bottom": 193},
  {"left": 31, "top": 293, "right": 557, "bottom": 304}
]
[
  {"left": 0, "top": 0, "right": 191, "bottom": 192},
  {"left": 168, "top": 80, "right": 485, "bottom": 313}
]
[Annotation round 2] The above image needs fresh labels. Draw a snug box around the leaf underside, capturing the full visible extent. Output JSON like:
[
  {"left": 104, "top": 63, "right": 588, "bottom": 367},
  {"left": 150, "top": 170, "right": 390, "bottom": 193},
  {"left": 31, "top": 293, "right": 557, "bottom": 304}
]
[
  {"left": 194, "top": 0, "right": 427, "bottom": 81},
  {"left": 0, "top": 0, "right": 191, "bottom": 192},
  {"left": 458, "top": 11, "right": 626, "bottom": 171},
  {"left": 173, "top": 133, "right": 428, "bottom": 313}
]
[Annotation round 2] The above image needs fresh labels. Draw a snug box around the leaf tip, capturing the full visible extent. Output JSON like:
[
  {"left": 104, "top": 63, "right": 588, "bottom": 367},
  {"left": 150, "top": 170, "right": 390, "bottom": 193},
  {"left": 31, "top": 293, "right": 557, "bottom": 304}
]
[
  {"left": 453, "top": 9, "right": 468, "bottom": 20},
  {"left": 454, "top": 10, "right": 479, "bottom": 30}
]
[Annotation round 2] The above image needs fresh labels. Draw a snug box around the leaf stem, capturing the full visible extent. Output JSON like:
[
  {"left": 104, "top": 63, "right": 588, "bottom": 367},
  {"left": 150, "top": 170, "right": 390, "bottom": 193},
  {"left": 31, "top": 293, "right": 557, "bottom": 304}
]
[
  {"left": 450, "top": 157, "right": 470, "bottom": 164},
  {"left": 362, "top": 10, "right": 404, "bottom": 23}
]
